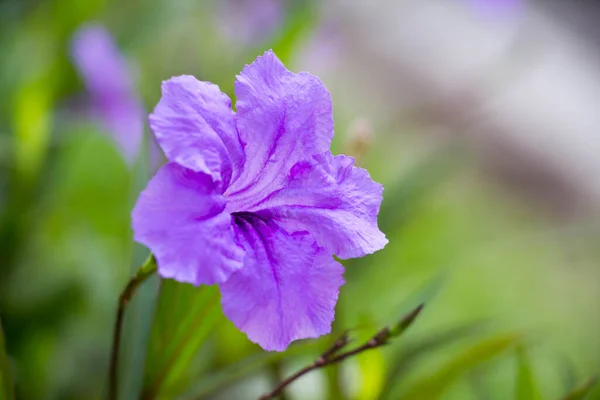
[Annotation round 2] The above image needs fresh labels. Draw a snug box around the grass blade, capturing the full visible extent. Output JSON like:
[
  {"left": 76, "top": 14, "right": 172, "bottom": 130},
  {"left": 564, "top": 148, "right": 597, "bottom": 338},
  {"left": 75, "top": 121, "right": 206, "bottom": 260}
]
[
  {"left": 399, "top": 333, "right": 520, "bottom": 400},
  {"left": 560, "top": 377, "right": 598, "bottom": 400},
  {"left": 515, "top": 346, "right": 542, "bottom": 400},
  {"left": 141, "top": 280, "right": 221, "bottom": 399}
]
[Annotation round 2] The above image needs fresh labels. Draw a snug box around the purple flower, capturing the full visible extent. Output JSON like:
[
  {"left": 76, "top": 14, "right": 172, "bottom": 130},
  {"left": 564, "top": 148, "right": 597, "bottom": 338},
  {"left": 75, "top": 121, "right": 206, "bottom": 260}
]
[
  {"left": 466, "top": 0, "right": 522, "bottom": 19},
  {"left": 218, "top": 0, "right": 284, "bottom": 45},
  {"left": 132, "top": 51, "right": 387, "bottom": 351},
  {"left": 71, "top": 24, "right": 144, "bottom": 164}
]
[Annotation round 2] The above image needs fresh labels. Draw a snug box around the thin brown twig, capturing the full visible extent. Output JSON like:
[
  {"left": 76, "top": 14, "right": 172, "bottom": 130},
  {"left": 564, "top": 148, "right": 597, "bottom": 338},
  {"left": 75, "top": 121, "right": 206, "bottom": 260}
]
[
  {"left": 258, "top": 304, "right": 424, "bottom": 400},
  {"left": 258, "top": 328, "right": 388, "bottom": 400},
  {"left": 319, "top": 330, "right": 351, "bottom": 361},
  {"left": 108, "top": 255, "right": 157, "bottom": 400}
]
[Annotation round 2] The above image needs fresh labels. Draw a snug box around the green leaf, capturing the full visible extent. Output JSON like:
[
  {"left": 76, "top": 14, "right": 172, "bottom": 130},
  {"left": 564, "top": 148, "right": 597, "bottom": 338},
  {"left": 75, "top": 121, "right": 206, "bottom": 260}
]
[
  {"left": 141, "top": 280, "right": 221, "bottom": 399},
  {"left": 379, "top": 322, "right": 484, "bottom": 399},
  {"left": 560, "top": 377, "right": 598, "bottom": 400},
  {"left": 0, "top": 319, "right": 14, "bottom": 400},
  {"left": 515, "top": 346, "right": 542, "bottom": 400},
  {"left": 558, "top": 356, "right": 578, "bottom": 396},
  {"left": 399, "top": 333, "right": 520, "bottom": 400}
]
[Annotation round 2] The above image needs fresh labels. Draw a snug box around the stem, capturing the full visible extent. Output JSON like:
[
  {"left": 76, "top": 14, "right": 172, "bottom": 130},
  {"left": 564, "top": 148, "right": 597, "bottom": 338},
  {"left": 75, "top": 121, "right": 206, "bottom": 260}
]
[
  {"left": 325, "top": 292, "right": 347, "bottom": 399},
  {"left": 108, "top": 255, "right": 157, "bottom": 400},
  {"left": 258, "top": 304, "right": 424, "bottom": 400},
  {"left": 258, "top": 329, "right": 388, "bottom": 400}
]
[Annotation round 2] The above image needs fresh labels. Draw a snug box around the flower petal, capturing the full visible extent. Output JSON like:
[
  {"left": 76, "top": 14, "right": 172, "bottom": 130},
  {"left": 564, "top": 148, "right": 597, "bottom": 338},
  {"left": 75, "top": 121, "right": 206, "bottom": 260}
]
[
  {"left": 220, "top": 215, "right": 344, "bottom": 351},
  {"left": 249, "top": 152, "right": 388, "bottom": 259},
  {"left": 149, "top": 76, "right": 245, "bottom": 187},
  {"left": 132, "top": 162, "right": 244, "bottom": 285},
  {"left": 71, "top": 24, "right": 143, "bottom": 164},
  {"left": 225, "top": 50, "right": 334, "bottom": 210}
]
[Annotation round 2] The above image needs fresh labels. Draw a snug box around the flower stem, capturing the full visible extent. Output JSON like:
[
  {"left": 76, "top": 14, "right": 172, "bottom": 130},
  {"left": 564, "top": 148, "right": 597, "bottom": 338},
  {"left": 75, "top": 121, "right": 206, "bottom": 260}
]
[
  {"left": 258, "top": 304, "right": 424, "bottom": 400},
  {"left": 258, "top": 329, "right": 384, "bottom": 400},
  {"left": 108, "top": 254, "right": 157, "bottom": 400}
]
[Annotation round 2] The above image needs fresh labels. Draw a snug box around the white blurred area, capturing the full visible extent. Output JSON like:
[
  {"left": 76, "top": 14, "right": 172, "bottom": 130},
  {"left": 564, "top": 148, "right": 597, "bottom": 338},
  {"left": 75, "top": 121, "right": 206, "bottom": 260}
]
[{"left": 301, "top": 0, "right": 600, "bottom": 217}]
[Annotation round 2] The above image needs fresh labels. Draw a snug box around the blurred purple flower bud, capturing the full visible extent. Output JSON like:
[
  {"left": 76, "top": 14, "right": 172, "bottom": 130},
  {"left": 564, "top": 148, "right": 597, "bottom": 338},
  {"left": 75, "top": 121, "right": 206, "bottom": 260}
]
[
  {"left": 218, "top": 0, "right": 284, "bottom": 44},
  {"left": 70, "top": 24, "right": 143, "bottom": 164},
  {"left": 466, "top": 0, "right": 522, "bottom": 19},
  {"left": 298, "top": 21, "right": 343, "bottom": 72}
]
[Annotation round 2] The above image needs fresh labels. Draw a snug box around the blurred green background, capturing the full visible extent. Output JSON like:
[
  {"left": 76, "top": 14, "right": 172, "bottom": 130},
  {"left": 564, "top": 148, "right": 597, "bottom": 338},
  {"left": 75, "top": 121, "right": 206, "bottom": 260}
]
[{"left": 0, "top": 0, "right": 599, "bottom": 399}]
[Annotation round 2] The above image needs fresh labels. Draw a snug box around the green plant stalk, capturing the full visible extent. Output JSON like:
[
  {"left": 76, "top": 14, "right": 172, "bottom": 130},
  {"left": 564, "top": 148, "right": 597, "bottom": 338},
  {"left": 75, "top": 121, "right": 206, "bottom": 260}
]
[{"left": 108, "top": 254, "right": 158, "bottom": 400}]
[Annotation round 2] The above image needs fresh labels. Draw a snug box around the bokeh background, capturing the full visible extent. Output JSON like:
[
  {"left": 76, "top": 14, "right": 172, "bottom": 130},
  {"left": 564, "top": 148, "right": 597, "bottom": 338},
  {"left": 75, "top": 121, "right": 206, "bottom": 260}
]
[{"left": 0, "top": 0, "right": 599, "bottom": 399}]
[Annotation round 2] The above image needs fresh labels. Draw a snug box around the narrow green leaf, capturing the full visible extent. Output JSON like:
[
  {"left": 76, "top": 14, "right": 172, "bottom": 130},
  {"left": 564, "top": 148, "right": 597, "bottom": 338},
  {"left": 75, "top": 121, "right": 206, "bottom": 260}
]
[
  {"left": 141, "top": 280, "right": 221, "bottom": 399},
  {"left": 560, "top": 377, "right": 598, "bottom": 400},
  {"left": 558, "top": 356, "right": 578, "bottom": 397},
  {"left": 379, "top": 322, "right": 484, "bottom": 399},
  {"left": 400, "top": 333, "right": 521, "bottom": 400},
  {"left": 0, "top": 319, "right": 15, "bottom": 400},
  {"left": 515, "top": 346, "right": 542, "bottom": 400}
]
